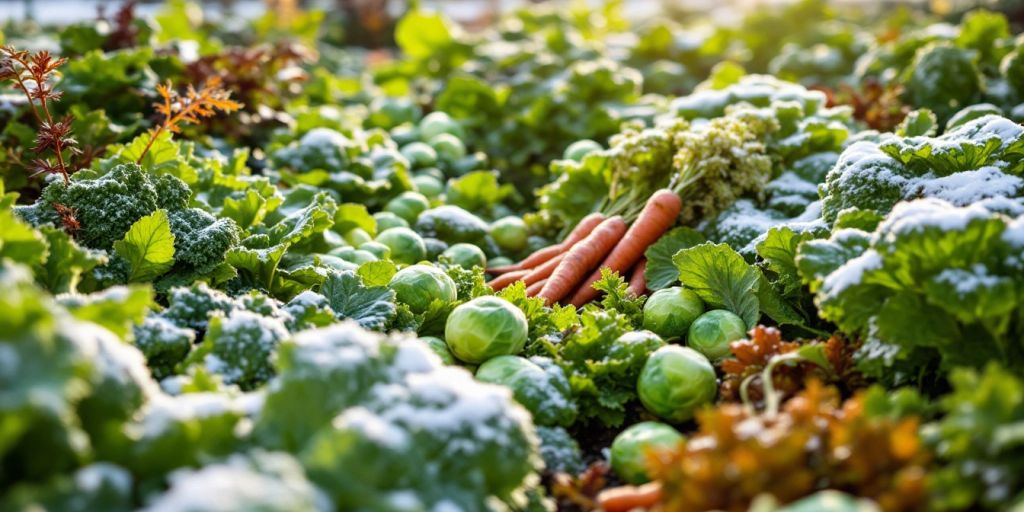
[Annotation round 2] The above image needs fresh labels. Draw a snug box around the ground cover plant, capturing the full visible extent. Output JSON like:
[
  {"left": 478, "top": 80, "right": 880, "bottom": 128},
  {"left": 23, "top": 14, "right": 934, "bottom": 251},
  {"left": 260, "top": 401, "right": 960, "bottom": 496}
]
[{"left": 3, "top": 0, "right": 1024, "bottom": 510}]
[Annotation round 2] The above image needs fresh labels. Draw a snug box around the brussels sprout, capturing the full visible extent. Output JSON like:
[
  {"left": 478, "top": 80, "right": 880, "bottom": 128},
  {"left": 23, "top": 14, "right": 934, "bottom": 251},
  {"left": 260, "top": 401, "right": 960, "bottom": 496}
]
[
  {"left": 488, "top": 256, "right": 514, "bottom": 268},
  {"left": 419, "top": 111, "right": 465, "bottom": 141},
  {"left": 445, "top": 296, "right": 528, "bottom": 364},
  {"left": 563, "top": 139, "right": 603, "bottom": 161},
  {"left": 322, "top": 229, "right": 346, "bottom": 250},
  {"left": 490, "top": 216, "right": 529, "bottom": 253},
  {"left": 415, "top": 206, "right": 491, "bottom": 248},
  {"left": 429, "top": 133, "right": 467, "bottom": 161},
  {"left": 388, "top": 264, "right": 458, "bottom": 313},
  {"left": 420, "top": 336, "right": 456, "bottom": 365},
  {"left": 343, "top": 227, "right": 373, "bottom": 247},
  {"left": 376, "top": 228, "right": 427, "bottom": 265},
  {"left": 400, "top": 142, "right": 438, "bottom": 169},
  {"left": 390, "top": 123, "right": 419, "bottom": 146},
  {"left": 637, "top": 345, "right": 716, "bottom": 422},
  {"left": 687, "top": 309, "right": 746, "bottom": 362},
  {"left": 608, "top": 330, "right": 666, "bottom": 361},
  {"left": 610, "top": 422, "right": 685, "bottom": 484},
  {"left": 778, "top": 490, "right": 880, "bottom": 512},
  {"left": 318, "top": 254, "right": 358, "bottom": 272},
  {"left": 423, "top": 237, "right": 449, "bottom": 261},
  {"left": 412, "top": 175, "right": 445, "bottom": 198},
  {"left": 442, "top": 243, "right": 487, "bottom": 269},
  {"left": 373, "top": 211, "right": 409, "bottom": 232},
  {"left": 367, "top": 96, "right": 420, "bottom": 129},
  {"left": 384, "top": 191, "right": 431, "bottom": 224},
  {"left": 330, "top": 247, "right": 378, "bottom": 265},
  {"left": 642, "top": 287, "right": 704, "bottom": 339},
  {"left": 358, "top": 241, "right": 391, "bottom": 260},
  {"left": 415, "top": 167, "right": 446, "bottom": 182},
  {"left": 475, "top": 355, "right": 576, "bottom": 427}
]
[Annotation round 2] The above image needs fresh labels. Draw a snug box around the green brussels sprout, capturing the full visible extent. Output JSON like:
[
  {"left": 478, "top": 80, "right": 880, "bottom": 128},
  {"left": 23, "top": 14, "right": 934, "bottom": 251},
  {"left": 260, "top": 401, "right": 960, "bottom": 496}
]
[
  {"left": 318, "top": 254, "right": 358, "bottom": 272},
  {"left": 778, "top": 491, "right": 880, "bottom": 512},
  {"left": 442, "top": 243, "right": 486, "bottom": 269},
  {"left": 372, "top": 211, "right": 409, "bottom": 232},
  {"left": 490, "top": 216, "right": 529, "bottom": 253},
  {"left": 400, "top": 142, "right": 438, "bottom": 169},
  {"left": 642, "top": 287, "right": 704, "bottom": 339},
  {"left": 322, "top": 229, "right": 346, "bottom": 250},
  {"left": 388, "top": 264, "right": 458, "bottom": 314},
  {"left": 390, "top": 124, "right": 419, "bottom": 146},
  {"left": 475, "top": 355, "right": 577, "bottom": 427},
  {"left": 415, "top": 206, "right": 491, "bottom": 248},
  {"left": 428, "top": 133, "right": 467, "bottom": 161},
  {"left": 384, "top": 191, "right": 431, "bottom": 224},
  {"left": 368, "top": 96, "right": 420, "bottom": 129},
  {"left": 358, "top": 241, "right": 391, "bottom": 260},
  {"left": 637, "top": 345, "right": 716, "bottom": 422},
  {"left": 608, "top": 330, "right": 666, "bottom": 361},
  {"left": 419, "top": 111, "right": 465, "bottom": 141},
  {"left": 376, "top": 228, "right": 427, "bottom": 265},
  {"left": 563, "top": 139, "right": 602, "bottom": 161},
  {"left": 488, "top": 256, "right": 514, "bottom": 268},
  {"left": 687, "top": 309, "right": 746, "bottom": 362},
  {"left": 331, "top": 247, "right": 377, "bottom": 265},
  {"left": 445, "top": 296, "right": 528, "bottom": 364},
  {"left": 343, "top": 227, "right": 373, "bottom": 247},
  {"left": 412, "top": 175, "right": 445, "bottom": 198},
  {"left": 423, "top": 237, "right": 449, "bottom": 260},
  {"left": 420, "top": 336, "right": 456, "bottom": 365},
  {"left": 610, "top": 422, "right": 684, "bottom": 484},
  {"left": 415, "top": 167, "right": 446, "bottom": 181}
]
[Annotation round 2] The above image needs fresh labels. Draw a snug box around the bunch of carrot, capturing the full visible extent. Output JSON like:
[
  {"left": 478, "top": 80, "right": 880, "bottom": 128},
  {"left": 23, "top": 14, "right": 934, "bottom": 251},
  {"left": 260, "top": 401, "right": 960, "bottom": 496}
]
[{"left": 487, "top": 189, "right": 682, "bottom": 307}]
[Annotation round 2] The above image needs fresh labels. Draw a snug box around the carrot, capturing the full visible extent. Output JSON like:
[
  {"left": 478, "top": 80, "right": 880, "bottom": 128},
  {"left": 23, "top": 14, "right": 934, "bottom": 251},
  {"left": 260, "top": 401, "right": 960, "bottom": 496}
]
[
  {"left": 487, "top": 269, "right": 529, "bottom": 291},
  {"left": 538, "top": 216, "right": 627, "bottom": 306},
  {"left": 526, "top": 278, "right": 546, "bottom": 297},
  {"left": 627, "top": 258, "right": 648, "bottom": 297},
  {"left": 520, "top": 253, "right": 564, "bottom": 287},
  {"left": 568, "top": 190, "right": 681, "bottom": 307},
  {"left": 487, "top": 213, "right": 605, "bottom": 274},
  {"left": 596, "top": 482, "right": 663, "bottom": 512}
]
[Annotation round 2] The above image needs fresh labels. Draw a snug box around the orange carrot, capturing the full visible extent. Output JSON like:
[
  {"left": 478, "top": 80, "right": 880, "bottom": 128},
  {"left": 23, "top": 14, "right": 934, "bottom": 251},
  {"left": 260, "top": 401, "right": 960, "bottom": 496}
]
[
  {"left": 538, "top": 216, "right": 627, "bottom": 306},
  {"left": 596, "top": 482, "right": 663, "bottom": 512},
  {"left": 487, "top": 269, "right": 529, "bottom": 291},
  {"left": 526, "top": 278, "right": 546, "bottom": 297},
  {"left": 487, "top": 213, "right": 605, "bottom": 274},
  {"left": 521, "top": 253, "right": 564, "bottom": 287},
  {"left": 569, "top": 190, "right": 681, "bottom": 306},
  {"left": 627, "top": 258, "right": 648, "bottom": 298}
]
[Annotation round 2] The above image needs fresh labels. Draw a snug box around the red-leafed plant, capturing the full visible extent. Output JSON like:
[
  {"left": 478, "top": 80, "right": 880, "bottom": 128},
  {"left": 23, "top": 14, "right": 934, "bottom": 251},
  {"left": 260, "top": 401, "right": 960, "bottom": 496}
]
[
  {"left": 0, "top": 46, "right": 80, "bottom": 185},
  {"left": 136, "top": 77, "right": 243, "bottom": 163}
]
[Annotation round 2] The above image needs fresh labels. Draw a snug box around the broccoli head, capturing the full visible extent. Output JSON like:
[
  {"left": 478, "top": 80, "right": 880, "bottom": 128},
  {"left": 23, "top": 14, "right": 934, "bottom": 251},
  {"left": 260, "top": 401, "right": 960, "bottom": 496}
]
[
  {"left": 256, "top": 322, "right": 542, "bottom": 508},
  {"left": 167, "top": 208, "right": 240, "bottom": 275},
  {"left": 133, "top": 316, "right": 196, "bottom": 380},
  {"left": 187, "top": 310, "right": 290, "bottom": 390},
  {"left": 16, "top": 164, "right": 191, "bottom": 250},
  {"left": 163, "top": 282, "right": 239, "bottom": 331},
  {"left": 143, "top": 450, "right": 331, "bottom": 512}
]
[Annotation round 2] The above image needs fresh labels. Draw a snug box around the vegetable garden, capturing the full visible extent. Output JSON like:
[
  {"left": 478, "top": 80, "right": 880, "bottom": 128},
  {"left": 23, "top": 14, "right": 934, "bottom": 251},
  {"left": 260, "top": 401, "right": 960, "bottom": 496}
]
[{"left": 3, "top": 0, "right": 1024, "bottom": 510}]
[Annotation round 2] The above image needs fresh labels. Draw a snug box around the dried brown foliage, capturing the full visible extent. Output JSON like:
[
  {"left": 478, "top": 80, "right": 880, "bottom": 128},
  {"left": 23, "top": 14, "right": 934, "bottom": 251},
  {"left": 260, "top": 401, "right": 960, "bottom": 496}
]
[
  {"left": 649, "top": 382, "right": 930, "bottom": 512},
  {"left": 136, "top": 77, "right": 243, "bottom": 163},
  {"left": 0, "top": 46, "right": 80, "bottom": 184},
  {"left": 719, "top": 326, "right": 866, "bottom": 408},
  {"left": 813, "top": 80, "right": 909, "bottom": 132}
]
